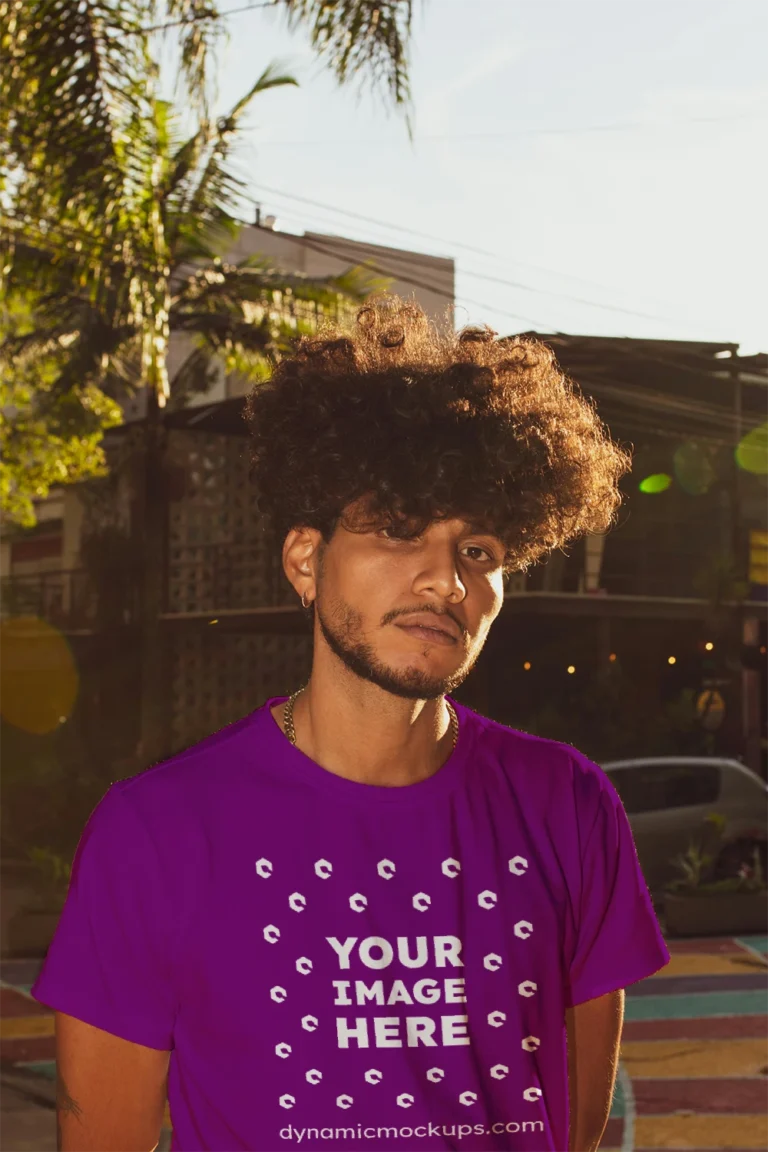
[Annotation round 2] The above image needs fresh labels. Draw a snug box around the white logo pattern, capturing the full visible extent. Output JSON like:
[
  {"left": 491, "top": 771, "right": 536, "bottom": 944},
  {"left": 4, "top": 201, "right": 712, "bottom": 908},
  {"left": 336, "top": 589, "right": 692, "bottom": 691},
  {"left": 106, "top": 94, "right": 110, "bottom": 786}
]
[{"left": 262, "top": 849, "right": 544, "bottom": 1115}]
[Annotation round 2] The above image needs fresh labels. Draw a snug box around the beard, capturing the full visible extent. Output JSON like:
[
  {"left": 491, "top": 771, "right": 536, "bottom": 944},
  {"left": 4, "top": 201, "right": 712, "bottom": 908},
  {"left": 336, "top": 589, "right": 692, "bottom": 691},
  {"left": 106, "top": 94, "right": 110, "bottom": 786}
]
[{"left": 315, "top": 592, "right": 483, "bottom": 700}]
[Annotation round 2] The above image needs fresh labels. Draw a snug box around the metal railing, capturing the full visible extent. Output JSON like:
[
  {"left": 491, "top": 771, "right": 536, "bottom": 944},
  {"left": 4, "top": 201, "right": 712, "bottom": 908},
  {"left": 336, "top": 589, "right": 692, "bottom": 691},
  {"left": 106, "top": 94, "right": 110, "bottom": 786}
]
[
  {"left": 0, "top": 570, "right": 99, "bottom": 631},
  {"left": 516, "top": 535, "right": 752, "bottom": 602},
  {"left": 3, "top": 545, "right": 753, "bottom": 628}
]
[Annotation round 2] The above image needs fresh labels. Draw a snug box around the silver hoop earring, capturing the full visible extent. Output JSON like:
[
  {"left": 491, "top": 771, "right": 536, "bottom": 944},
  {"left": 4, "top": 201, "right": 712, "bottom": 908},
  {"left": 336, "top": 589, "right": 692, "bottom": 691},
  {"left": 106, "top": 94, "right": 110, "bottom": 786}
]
[{"left": 301, "top": 591, "right": 312, "bottom": 610}]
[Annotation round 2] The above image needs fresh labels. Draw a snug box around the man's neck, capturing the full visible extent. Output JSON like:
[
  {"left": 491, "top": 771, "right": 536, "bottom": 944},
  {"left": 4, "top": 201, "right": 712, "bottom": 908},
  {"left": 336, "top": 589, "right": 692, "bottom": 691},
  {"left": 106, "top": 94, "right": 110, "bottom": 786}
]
[{"left": 270, "top": 673, "right": 455, "bottom": 788}]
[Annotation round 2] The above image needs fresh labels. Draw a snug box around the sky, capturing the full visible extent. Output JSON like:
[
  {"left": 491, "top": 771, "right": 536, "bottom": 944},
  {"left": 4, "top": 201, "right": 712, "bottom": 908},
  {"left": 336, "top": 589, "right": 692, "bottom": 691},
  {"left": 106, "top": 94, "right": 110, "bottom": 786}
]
[{"left": 160, "top": 0, "right": 767, "bottom": 352}]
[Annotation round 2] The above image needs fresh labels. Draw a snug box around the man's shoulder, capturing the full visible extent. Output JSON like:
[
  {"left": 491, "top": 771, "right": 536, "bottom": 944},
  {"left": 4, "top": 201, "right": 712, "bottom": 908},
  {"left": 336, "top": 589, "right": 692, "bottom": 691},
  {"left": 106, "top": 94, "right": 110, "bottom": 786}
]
[
  {"left": 460, "top": 695, "right": 607, "bottom": 806},
  {"left": 109, "top": 702, "right": 272, "bottom": 822},
  {"left": 457, "top": 701, "right": 606, "bottom": 789}
]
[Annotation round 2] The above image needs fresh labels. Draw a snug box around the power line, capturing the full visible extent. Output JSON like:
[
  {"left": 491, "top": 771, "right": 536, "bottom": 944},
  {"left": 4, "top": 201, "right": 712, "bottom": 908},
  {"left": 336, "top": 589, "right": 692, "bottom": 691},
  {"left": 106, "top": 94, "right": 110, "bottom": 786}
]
[
  {"left": 253, "top": 200, "right": 674, "bottom": 324},
  {"left": 251, "top": 112, "right": 766, "bottom": 145},
  {"left": 247, "top": 181, "right": 603, "bottom": 282},
  {"left": 141, "top": 1, "right": 274, "bottom": 34},
  {"left": 255, "top": 223, "right": 742, "bottom": 383},
  {"left": 250, "top": 228, "right": 766, "bottom": 416},
  {"left": 247, "top": 195, "right": 765, "bottom": 374},
  {"left": 247, "top": 189, "right": 754, "bottom": 365},
  {"left": 283, "top": 230, "right": 548, "bottom": 329},
  {"left": 7, "top": 206, "right": 763, "bottom": 423},
  {"left": 248, "top": 182, "right": 705, "bottom": 330},
  {"left": 249, "top": 195, "right": 550, "bottom": 324}
]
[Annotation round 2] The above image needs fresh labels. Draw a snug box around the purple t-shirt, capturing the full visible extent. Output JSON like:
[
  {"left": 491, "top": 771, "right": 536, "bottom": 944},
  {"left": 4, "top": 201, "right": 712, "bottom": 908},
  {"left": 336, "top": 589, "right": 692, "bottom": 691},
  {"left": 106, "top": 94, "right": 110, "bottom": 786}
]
[{"left": 32, "top": 696, "right": 669, "bottom": 1151}]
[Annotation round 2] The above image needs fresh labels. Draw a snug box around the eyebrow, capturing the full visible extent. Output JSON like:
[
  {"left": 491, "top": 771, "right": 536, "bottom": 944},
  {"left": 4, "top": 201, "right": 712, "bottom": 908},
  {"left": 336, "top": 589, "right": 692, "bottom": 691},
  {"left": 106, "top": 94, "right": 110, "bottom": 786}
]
[{"left": 463, "top": 520, "right": 503, "bottom": 540}]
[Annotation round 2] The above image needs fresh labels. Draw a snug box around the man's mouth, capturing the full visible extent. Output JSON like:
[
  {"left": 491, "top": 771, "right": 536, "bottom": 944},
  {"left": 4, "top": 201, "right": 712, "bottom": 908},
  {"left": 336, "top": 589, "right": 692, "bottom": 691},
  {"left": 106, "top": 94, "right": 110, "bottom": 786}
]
[{"left": 395, "top": 619, "right": 458, "bottom": 646}]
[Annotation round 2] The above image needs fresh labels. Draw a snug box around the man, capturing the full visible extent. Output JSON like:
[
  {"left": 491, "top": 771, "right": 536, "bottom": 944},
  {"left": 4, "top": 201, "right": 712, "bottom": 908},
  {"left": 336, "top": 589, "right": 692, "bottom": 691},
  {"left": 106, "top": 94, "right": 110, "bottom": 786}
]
[{"left": 33, "top": 297, "right": 670, "bottom": 1151}]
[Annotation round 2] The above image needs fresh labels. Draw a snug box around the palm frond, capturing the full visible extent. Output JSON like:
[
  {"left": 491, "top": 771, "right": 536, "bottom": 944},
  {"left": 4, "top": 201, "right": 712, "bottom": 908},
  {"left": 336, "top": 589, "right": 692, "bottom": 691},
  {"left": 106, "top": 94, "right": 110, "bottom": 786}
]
[
  {"left": 1, "top": 0, "right": 155, "bottom": 222},
  {"left": 181, "top": 64, "right": 298, "bottom": 226},
  {"left": 165, "top": 0, "right": 226, "bottom": 118},
  {"left": 276, "top": 0, "right": 413, "bottom": 107}
]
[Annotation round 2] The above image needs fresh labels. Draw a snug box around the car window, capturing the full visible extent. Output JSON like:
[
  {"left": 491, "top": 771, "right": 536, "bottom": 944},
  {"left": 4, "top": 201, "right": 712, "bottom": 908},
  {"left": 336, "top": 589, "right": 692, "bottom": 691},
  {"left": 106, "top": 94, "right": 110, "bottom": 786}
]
[
  {"left": 605, "top": 762, "right": 720, "bottom": 814},
  {"left": 606, "top": 765, "right": 666, "bottom": 813},
  {"left": 662, "top": 763, "right": 720, "bottom": 808}
]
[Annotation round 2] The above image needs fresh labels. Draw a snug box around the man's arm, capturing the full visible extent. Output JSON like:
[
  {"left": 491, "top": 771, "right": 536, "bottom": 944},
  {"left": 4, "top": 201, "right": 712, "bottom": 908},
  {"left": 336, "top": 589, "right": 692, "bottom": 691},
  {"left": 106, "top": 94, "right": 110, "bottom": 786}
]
[
  {"left": 55, "top": 1011, "right": 171, "bottom": 1151},
  {"left": 565, "top": 988, "right": 625, "bottom": 1152}
]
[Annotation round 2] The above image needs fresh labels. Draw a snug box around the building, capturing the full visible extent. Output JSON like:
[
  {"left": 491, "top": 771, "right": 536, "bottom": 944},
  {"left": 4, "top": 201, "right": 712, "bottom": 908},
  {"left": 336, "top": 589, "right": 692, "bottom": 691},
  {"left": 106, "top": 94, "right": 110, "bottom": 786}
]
[
  {"left": 479, "top": 334, "right": 768, "bottom": 774},
  {"left": 2, "top": 238, "right": 766, "bottom": 777},
  {"left": 0, "top": 226, "right": 455, "bottom": 764}
]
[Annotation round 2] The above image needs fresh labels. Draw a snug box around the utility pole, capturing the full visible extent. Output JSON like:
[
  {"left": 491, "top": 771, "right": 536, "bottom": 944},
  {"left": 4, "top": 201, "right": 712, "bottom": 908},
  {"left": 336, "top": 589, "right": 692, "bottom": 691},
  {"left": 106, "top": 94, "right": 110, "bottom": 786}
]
[
  {"left": 730, "top": 350, "right": 761, "bottom": 774},
  {"left": 135, "top": 387, "right": 171, "bottom": 766}
]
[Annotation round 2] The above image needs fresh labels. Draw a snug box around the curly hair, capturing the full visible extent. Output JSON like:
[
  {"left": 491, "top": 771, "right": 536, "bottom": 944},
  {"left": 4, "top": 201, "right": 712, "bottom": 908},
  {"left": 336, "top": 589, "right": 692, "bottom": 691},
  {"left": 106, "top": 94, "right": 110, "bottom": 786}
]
[{"left": 245, "top": 295, "right": 631, "bottom": 573}]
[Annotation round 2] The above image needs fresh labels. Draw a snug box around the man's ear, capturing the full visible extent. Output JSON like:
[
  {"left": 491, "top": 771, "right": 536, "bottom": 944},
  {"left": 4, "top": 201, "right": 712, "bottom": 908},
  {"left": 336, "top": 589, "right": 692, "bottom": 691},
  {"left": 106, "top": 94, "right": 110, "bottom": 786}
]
[{"left": 282, "top": 526, "right": 325, "bottom": 603}]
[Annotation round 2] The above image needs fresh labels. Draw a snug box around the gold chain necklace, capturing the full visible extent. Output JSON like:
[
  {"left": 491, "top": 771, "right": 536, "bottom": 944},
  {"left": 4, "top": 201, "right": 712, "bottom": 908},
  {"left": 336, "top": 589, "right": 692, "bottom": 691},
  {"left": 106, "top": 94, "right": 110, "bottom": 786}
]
[{"left": 283, "top": 687, "right": 459, "bottom": 751}]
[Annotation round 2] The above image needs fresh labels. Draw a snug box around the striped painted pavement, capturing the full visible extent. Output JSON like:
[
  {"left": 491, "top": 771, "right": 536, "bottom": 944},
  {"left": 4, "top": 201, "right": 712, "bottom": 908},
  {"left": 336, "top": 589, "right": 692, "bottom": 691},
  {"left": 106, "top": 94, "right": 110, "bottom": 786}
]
[{"left": 2, "top": 935, "right": 767, "bottom": 1149}]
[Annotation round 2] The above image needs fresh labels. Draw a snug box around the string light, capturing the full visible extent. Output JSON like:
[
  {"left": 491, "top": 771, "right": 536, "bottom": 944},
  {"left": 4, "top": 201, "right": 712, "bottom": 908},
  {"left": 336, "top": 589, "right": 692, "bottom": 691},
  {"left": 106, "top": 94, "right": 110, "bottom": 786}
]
[
  {"left": 567, "top": 665, "right": 576, "bottom": 674},
  {"left": 609, "top": 653, "right": 617, "bottom": 662},
  {"left": 705, "top": 641, "right": 714, "bottom": 651},
  {"left": 668, "top": 656, "right": 677, "bottom": 665},
  {"left": 523, "top": 661, "right": 532, "bottom": 671}
]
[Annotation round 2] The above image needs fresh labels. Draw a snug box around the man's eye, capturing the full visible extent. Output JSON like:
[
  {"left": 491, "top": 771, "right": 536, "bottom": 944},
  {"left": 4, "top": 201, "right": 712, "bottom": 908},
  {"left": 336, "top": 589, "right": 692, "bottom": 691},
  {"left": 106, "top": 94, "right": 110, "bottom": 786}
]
[{"left": 462, "top": 545, "right": 497, "bottom": 563}]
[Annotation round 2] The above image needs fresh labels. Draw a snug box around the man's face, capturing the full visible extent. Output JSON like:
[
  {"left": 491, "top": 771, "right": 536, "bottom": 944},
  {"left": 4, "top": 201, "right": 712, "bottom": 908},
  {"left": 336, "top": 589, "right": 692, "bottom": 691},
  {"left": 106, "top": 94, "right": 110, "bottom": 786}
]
[{"left": 311, "top": 504, "right": 506, "bottom": 700}]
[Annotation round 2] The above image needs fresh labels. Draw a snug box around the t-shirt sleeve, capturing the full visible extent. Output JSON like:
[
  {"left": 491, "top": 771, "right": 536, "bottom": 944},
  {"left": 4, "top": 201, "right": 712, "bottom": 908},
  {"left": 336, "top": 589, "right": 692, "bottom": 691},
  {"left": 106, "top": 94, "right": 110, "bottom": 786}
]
[
  {"left": 565, "top": 758, "right": 671, "bottom": 1008},
  {"left": 30, "top": 783, "right": 180, "bottom": 1050}
]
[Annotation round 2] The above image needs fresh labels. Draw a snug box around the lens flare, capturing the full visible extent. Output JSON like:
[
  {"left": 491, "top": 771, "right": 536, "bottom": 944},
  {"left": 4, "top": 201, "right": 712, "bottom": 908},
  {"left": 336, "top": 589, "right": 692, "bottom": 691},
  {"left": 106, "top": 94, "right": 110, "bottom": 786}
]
[
  {"left": 673, "top": 442, "right": 716, "bottom": 496},
  {"left": 0, "top": 616, "right": 79, "bottom": 735},
  {"left": 736, "top": 422, "right": 768, "bottom": 475},
  {"left": 638, "top": 473, "right": 672, "bottom": 494}
]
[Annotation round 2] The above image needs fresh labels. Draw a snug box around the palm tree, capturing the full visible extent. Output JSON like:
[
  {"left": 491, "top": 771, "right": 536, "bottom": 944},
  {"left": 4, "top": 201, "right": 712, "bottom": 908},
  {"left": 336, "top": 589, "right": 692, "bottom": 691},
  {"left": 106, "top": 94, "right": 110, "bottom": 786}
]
[
  {"left": 7, "top": 73, "right": 374, "bottom": 755},
  {"left": 2, "top": 69, "right": 365, "bottom": 523},
  {"left": 0, "top": 0, "right": 413, "bottom": 521},
  {"left": 1, "top": 0, "right": 413, "bottom": 232},
  {"left": 1, "top": 0, "right": 410, "bottom": 760}
]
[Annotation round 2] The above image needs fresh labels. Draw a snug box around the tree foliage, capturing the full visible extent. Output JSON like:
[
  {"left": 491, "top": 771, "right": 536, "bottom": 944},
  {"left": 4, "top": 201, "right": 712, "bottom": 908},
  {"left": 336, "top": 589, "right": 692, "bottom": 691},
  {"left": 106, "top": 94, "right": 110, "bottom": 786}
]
[{"left": 0, "top": 0, "right": 405, "bottom": 525}]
